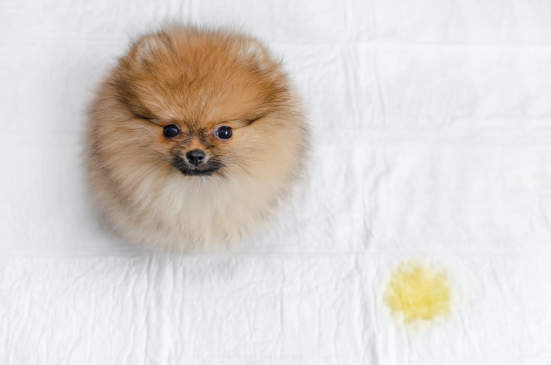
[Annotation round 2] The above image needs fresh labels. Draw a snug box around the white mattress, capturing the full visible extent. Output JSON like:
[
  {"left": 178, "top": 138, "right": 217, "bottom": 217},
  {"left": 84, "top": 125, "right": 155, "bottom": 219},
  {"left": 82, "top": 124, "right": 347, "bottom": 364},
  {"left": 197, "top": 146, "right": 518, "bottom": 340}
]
[{"left": 2, "top": 1, "right": 551, "bottom": 363}]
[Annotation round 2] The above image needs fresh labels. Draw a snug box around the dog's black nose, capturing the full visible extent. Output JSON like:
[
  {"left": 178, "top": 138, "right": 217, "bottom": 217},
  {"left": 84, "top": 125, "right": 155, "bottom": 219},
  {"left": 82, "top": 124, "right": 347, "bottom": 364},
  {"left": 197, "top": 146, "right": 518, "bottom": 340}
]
[{"left": 185, "top": 149, "right": 206, "bottom": 166}]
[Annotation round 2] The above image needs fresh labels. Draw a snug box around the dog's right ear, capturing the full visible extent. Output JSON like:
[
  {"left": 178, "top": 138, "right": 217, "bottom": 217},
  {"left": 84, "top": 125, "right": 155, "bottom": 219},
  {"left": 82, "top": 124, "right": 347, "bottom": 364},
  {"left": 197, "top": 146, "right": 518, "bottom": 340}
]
[{"left": 129, "top": 32, "right": 171, "bottom": 66}]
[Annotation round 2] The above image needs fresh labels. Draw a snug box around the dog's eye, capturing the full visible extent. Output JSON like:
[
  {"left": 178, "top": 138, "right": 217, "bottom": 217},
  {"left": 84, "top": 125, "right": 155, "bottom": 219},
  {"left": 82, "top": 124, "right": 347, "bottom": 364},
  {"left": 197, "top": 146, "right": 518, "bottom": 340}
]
[
  {"left": 163, "top": 124, "right": 180, "bottom": 138},
  {"left": 215, "top": 126, "right": 232, "bottom": 140}
]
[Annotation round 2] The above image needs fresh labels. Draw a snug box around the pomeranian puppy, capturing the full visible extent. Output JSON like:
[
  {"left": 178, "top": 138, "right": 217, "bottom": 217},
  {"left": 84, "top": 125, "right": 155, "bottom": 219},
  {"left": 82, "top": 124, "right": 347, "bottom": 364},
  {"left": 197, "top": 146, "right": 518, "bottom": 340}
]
[{"left": 86, "top": 25, "right": 307, "bottom": 249}]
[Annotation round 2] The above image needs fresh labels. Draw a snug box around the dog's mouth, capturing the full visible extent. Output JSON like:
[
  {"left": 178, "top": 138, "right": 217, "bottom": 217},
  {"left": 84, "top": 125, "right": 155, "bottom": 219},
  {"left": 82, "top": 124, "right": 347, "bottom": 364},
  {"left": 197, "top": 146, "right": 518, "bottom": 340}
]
[{"left": 171, "top": 156, "right": 224, "bottom": 176}]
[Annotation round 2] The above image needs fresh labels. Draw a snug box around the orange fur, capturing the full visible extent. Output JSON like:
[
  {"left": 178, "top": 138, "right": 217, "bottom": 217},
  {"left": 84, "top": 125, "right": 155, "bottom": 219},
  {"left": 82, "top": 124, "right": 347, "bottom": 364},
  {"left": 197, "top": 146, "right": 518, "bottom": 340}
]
[{"left": 85, "top": 25, "right": 307, "bottom": 249}]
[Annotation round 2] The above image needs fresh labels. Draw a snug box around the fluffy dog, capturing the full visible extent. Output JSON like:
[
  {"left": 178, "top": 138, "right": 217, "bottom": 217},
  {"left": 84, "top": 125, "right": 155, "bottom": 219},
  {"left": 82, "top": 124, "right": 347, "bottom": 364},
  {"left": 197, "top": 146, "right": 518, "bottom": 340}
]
[{"left": 86, "top": 25, "right": 307, "bottom": 248}]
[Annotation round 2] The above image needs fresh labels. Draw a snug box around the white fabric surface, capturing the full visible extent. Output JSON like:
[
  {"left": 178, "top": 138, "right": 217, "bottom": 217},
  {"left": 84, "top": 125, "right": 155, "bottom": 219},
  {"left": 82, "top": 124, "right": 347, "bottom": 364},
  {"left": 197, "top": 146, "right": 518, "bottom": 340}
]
[{"left": 2, "top": 1, "right": 551, "bottom": 363}]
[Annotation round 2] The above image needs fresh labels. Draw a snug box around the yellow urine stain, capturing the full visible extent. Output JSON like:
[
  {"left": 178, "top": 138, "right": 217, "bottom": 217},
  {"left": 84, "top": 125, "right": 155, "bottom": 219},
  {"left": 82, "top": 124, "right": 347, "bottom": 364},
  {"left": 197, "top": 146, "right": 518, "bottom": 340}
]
[{"left": 385, "top": 261, "right": 451, "bottom": 322}]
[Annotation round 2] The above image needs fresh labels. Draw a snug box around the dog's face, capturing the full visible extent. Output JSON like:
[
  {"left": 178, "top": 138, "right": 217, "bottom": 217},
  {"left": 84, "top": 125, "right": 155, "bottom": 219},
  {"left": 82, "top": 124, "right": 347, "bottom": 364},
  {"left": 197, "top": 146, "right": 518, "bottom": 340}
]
[
  {"left": 87, "top": 26, "right": 306, "bottom": 245},
  {"left": 112, "top": 28, "right": 292, "bottom": 178}
]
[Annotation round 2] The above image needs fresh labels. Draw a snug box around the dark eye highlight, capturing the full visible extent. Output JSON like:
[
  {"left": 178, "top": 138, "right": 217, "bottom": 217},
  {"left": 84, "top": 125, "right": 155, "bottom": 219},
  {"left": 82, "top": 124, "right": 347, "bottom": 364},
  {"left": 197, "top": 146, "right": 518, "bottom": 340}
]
[
  {"left": 215, "top": 126, "right": 232, "bottom": 140},
  {"left": 163, "top": 124, "right": 180, "bottom": 138}
]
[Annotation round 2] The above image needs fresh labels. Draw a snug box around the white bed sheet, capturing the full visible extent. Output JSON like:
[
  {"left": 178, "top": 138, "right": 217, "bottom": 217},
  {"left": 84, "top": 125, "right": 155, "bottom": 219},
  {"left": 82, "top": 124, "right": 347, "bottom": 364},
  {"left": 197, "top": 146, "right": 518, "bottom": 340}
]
[{"left": 2, "top": 0, "right": 551, "bottom": 363}]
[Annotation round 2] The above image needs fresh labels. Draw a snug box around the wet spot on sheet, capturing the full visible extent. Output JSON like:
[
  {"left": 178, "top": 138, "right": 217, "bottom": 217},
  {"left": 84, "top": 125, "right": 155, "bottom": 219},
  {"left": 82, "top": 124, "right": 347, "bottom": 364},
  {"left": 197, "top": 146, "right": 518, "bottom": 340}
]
[{"left": 385, "top": 261, "right": 451, "bottom": 322}]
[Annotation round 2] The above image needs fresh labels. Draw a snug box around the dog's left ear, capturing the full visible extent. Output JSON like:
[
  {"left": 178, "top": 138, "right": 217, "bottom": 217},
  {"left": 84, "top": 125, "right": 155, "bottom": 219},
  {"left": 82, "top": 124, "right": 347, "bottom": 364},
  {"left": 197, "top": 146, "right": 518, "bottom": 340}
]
[{"left": 238, "top": 38, "right": 275, "bottom": 70}]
